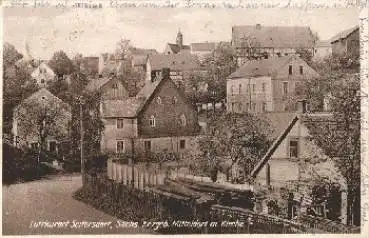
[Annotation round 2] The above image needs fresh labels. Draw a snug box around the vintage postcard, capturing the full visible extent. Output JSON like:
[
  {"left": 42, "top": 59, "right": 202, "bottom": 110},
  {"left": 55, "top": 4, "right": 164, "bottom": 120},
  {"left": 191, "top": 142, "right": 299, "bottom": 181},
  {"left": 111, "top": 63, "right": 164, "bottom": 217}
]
[{"left": 1, "top": 0, "right": 368, "bottom": 236}]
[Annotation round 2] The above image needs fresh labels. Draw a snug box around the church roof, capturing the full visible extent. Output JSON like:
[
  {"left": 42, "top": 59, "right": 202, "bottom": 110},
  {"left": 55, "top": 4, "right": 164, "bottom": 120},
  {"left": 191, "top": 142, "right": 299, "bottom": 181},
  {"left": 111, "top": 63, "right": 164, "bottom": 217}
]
[
  {"left": 190, "top": 42, "right": 216, "bottom": 52},
  {"left": 166, "top": 43, "right": 190, "bottom": 54}
]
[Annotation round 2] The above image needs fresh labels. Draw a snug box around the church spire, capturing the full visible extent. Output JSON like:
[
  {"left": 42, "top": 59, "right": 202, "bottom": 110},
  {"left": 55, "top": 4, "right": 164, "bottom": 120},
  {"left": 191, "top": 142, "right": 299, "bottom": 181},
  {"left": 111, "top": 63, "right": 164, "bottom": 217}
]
[{"left": 176, "top": 29, "right": 183, "bottom": 50}]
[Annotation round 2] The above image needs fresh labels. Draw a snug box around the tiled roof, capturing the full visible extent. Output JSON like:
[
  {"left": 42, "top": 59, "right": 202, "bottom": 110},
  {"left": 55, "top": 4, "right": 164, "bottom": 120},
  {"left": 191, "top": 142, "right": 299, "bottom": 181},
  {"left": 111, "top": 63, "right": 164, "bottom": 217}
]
[
  {"left": 101, "top": 77, "right": 163, "bottom": 118},
  {"left": 149, "top": 53, "right": 200, "bottom": 71},
  {"left": 167, "top": 43, "right": 190, "bottom": 54},
  {"left": 227, "top": 56, "right": 293, "bottom": 78},
  {"left": 329, "top": 25, "right": 359, "bottom": 43},
  {"left": 232, "top": 25, "right": 315, "bottom": 49},
  {"left": 129, "top": 47, "right": 158, "bottom": 56},
  {"left": 190, "top": 42, "right": 216, "bottom": 52},
  {"left": 85, "top": 77, "right": 111, "bottom": 92},
  {"left": 101, "top": 98, "right": 144, "bottom": 118},
  {"left": 132, "top": 55, "right": 147, "bottom": 66}
]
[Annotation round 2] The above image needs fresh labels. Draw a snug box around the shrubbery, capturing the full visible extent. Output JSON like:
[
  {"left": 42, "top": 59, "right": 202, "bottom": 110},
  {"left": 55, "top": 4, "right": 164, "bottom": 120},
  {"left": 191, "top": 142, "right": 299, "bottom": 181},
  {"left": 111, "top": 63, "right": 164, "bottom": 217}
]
[{"left": 3, "top": 144, "right": 57, "bottom": 185}]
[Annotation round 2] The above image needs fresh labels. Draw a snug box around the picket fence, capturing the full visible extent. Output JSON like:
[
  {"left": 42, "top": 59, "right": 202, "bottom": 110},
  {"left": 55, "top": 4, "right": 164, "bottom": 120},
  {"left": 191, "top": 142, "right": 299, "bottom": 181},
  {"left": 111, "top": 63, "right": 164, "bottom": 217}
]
[{"left": 107, "top": 160, "right": 166, "bottom": 189}]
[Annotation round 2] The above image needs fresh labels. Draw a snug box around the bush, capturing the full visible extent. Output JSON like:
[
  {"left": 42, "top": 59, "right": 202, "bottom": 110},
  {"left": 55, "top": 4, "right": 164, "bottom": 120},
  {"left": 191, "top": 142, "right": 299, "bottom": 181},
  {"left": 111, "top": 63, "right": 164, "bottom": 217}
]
[{"left": 85, "top": 153, "right": 109, "bottom": 173}]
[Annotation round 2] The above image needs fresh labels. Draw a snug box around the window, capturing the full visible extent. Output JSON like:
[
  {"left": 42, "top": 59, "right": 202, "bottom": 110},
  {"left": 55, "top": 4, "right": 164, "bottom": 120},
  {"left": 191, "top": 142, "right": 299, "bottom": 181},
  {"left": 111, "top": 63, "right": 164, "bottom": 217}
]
[
  {"left": 245, "top": 103, "right": 250, "bottom": 112},
  {"left": 231, "top": 85, "right": 235, "bottom": 96},
  {"left": 41, "top": 78, "right": 45, "bottom": 84},
  {"left": 283, "top": 82, "right": 288, "bottom": 95},
  {"left": 117, "top": 119, "right": 124, "bottom": 129},
  {"left": 262, "top": 83, "right": 266, "bottom": 92},
  {"left": 238, "top": 84, "right": 242, "bottom": 94},
  {"left": 262, "top": 102, "right": 267, "bottom": 112},
  {"left": 156, "top": 97, "right": 162, "bottom": 105},
  {"left": 277, "top": 52, "right": 281, "bottom": 57},
  {"left": 149, "top": 115, "right": 156, "bottom": 127},
  {"left": 172, "top": 96, "right": 178, "bottom": 104},
  {"left": 116, "top": 140, "right": 125, "bottom": 153},
  {"left": 251, "top": 102, "right": 256, "bottom": 112},
  {"left": 288, "top": 65, "right": 293, "bottom": 75},
  {"left": 30, "top": 142, "right": 38, "bottom": 150},
  {"left": 252, "top": 84, "right": 256, "bottom": 93},
  {"left": 48, "top": 141, "right": 57, "bottom": 152},
  {"left": 289, "top": 139, "right": 299, "bottom": 158},
  {"left": 180, "top": 114, "right": 187, "bottom": 126},
  {"left": 180, "top": 139, "right": 186, "bottom": 149},
  {"left": 144, "top": 140, "right": 151, "bottom": 152},
  {"left": 231, "top": 103, "right": 236, "bottom": 112},
  {"left": 299, "top": 66, "right": 303, "bottom": 75},
  {"left": 112, "top": 83, "right": 118, "bottom": 89}
]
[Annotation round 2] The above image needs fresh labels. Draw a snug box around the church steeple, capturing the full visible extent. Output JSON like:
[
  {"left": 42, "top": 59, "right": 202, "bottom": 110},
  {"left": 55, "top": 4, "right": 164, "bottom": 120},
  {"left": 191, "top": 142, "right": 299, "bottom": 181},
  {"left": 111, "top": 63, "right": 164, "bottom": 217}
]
[{"left": 176, "top": 29, "right": 183, "bottom": 50}]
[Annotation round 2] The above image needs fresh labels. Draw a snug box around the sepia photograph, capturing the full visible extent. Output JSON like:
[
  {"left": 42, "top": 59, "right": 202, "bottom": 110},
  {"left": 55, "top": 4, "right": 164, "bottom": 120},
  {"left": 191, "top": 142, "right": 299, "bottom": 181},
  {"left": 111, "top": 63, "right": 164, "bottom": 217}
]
[{"left": 2, "top": 5, "right": 364, "bottom": 235}]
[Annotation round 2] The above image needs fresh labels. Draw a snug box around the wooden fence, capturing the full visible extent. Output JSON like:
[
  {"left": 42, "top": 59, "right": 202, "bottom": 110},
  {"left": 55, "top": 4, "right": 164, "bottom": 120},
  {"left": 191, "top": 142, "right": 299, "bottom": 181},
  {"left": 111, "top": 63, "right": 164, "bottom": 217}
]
[{"left": 107, "top": 160, "right": 166, "bottom": 189}]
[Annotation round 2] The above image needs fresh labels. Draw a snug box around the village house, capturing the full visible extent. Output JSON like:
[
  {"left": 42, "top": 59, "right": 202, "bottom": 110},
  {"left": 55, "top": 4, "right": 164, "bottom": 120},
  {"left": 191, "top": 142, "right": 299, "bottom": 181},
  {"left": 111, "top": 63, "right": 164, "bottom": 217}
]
[
  {"left": 12, "top": 88, "right": 71, "bottom": 154},
  {"left": 146, "top": 53, "right": 207, "bottom": 93},
  {"left": 85, "top": 74, "right": 129, "bottom": 100},
  {"left": 313, "top": 40, "right": 332, "bottom": 60},
  {"left": 31, "top": 61, "right": 56, "bottom": 87},
  {"left": 231, "top": 24, "right": 316, "bottom": 66},
  {"left": 250, "top": 102, "right": 348, "bottom": 224},
  {"left": 330, "top": 25, "right": 359, "bottom": 59},
  {"left": 226, "top": 55, "right": 319, "bottom": 114},
  {"left": 99, "top": 68, "right": 200, "bottom": 157}
]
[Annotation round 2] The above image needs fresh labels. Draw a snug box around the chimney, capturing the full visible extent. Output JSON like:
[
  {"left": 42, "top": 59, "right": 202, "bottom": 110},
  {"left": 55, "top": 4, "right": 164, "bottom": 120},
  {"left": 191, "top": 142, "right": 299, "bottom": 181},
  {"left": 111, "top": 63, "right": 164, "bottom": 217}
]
[
  {"left": 161, "top": 68, "right": 170, "bottom": 80},
  {"left": 297, "top": 99, "right": 308, "bottom": 113}
]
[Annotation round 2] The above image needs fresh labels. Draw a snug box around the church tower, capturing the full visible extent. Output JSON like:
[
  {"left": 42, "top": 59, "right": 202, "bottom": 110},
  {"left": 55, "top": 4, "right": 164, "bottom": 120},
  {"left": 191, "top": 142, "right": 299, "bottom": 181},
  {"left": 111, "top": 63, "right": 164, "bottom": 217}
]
[{"left": 176, "top": 29, "right": 183, "bottom": 50}]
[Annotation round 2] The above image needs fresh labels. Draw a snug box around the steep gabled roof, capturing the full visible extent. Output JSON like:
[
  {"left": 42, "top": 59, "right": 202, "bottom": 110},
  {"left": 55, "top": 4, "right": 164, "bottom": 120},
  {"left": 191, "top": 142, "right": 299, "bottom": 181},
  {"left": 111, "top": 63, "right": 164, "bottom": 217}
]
[
  {"left": 148, "top": 53, "right": 201, "bottom": 71},
  {"left": 232, "top": 25, "right": 315, "bottom": 49},
  {"left": 228, "top": 56, "right": 293, "bottom": 79},
  {"left": 251, "top": 114, "right": 299, "bottom": 178},
  {"left": 100, "top": 98, "right": 144, "bottom": 118},
  {"left": 85, "top": 77, "right": 111, "bottom": 92},
  {"left": 330, "top": 25, "right": 359, "bottom": 43}
]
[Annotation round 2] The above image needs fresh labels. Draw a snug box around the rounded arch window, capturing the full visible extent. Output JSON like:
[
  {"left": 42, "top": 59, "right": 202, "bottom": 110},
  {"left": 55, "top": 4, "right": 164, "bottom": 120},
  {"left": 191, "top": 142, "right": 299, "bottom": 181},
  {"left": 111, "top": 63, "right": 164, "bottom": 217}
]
[{"left": 172, "top": 96, "right": 178, "bottom": 104}]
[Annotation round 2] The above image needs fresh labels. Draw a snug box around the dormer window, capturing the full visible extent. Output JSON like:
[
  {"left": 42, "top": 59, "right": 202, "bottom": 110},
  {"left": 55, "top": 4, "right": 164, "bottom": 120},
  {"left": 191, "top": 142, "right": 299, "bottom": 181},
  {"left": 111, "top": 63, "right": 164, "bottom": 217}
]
[
  {"left": 299, "top": 66, "right": 303, "bottom": 75},
  {"left": 149, "top": 115, "right": 156, "bottom": 127}
]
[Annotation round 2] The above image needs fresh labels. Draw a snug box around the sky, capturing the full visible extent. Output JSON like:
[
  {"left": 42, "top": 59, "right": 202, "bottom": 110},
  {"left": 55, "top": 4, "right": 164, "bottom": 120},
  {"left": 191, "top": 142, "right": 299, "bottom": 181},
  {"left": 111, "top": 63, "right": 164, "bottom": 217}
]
[{"left": 4, "top": 7, "right": 359, "bottom": 60}]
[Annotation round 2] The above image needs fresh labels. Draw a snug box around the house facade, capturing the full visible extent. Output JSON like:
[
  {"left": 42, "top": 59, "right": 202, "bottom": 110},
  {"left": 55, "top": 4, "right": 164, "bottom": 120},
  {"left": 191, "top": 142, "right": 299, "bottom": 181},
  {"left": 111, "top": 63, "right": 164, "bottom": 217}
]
[
  {"left": 330, "top": 25, "right": 359, "bottom": 59},
  {"left": 31, "top": 62, "right": 56, "bottom": 87},
  {"left": 12, "top": 88, "right": 71, "bottom": 154},
  {"left": 226, "top": 55, "right": 319, "bottom": 113},
  {"left": 231, "top": 24, "right": 316, "bottom": 66},
  {"left": 251, "top": 108, "right": 347, "bottom": 224},
  {"left": 100, "top": 68, "right": 200, "bottom": 157},
  {"left": 313, "top": 40, "right": 332, "bottom": 60}
]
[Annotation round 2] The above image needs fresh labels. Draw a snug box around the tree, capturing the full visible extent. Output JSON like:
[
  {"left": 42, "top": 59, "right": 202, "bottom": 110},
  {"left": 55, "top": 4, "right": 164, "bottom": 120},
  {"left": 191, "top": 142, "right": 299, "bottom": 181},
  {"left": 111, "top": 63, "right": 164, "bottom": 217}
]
[
  {"left": 48, "top": 50, "right": 75, "bottom": 77},
  {"left": 4, "top": 42, "right": 23, "bottom": 66},
  {"left": 198, "top": 112, "right": 273, "bottom": 182},
  {"left": 15, "top": 96, "right": 71, "bottom": 162},
  {"left": 3, "top": 43, "right": 38, "bottom": 133},
  {"left": 298, "top": 56, "right": 360, "bottom": 225}
]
